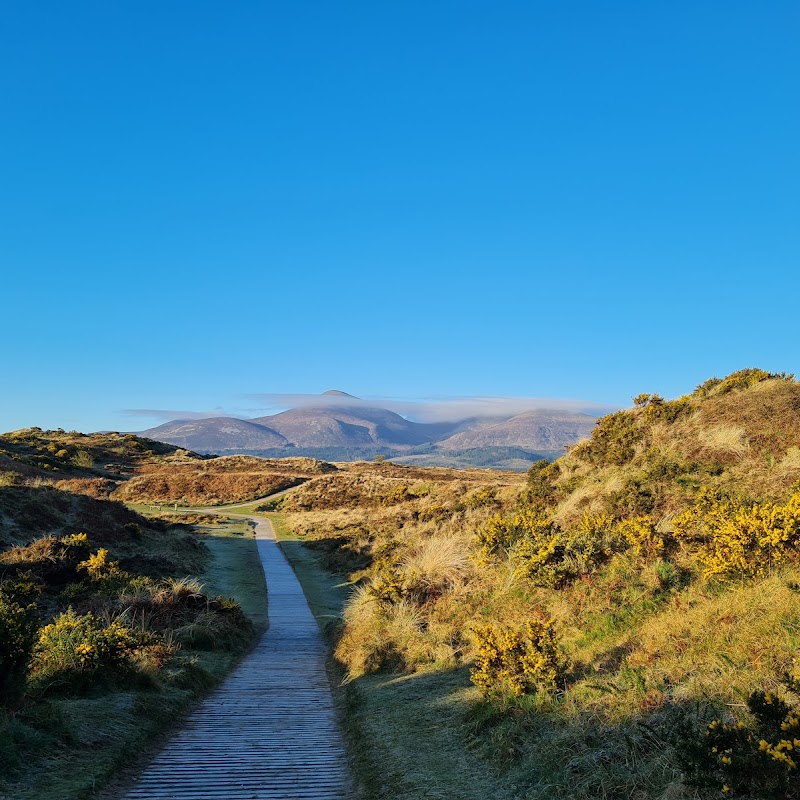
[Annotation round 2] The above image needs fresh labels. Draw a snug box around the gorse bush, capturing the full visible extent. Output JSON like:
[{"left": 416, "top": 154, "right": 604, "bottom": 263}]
[
  {"left": 673, "top": 488, "right": 800, "bottom": 579},
  {"left": 523, "top": 459, "right": 560, "bottom": 510},
  {"left": 681, "top": 690, "right": 800, "bottom": 798},
  {"left": 694, "top": 368, "right": 794, "bottom": 399},
  {"left": 78, "top": 547, "right": 128, "bottom": 583},
  {"left": 59, "top": 532, "right": 89, "bottom": 548},
  {"left": 465, "top": 487, "right": 499, "bottom": 509},
  {"left": 70, "top": 449, "right": 94, "bottom": 469},
  {"left": 475, "top": 510, "right": 555, "bottom": 564},
  {"left": 30, "top": 608, "right": 147, "bottom": 692},
  {"left": 616, "top": 515, "right": 664, "bottom": 557},
  {"left": 575, "top": 410, "right": 643, "bottom": 466},
  {"left": 476, "top": 511, "right": 630, "bottom": 586},
  {"left": 380, "top": 483, "right": 434, "bottom": 506},
  {"left": 470, "top": 616, "right": 562, "bottom": 698},
  {"left": 634, "top": 392, "right": 693, "bottom": 424}
]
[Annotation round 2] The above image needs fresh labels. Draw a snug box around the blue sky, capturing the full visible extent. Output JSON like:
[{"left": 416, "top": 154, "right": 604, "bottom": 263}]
[{"left": 1, "top": 1, "right": 798, "bottom": 432}]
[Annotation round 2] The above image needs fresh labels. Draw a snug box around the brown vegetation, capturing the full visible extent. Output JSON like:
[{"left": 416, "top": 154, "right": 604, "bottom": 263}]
[{"left": 113, "top": 469, "right": 304, "bottom": 506}]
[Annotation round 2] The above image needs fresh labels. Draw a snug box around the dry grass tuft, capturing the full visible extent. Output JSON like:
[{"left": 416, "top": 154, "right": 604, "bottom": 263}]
[
  {"left": 337, "top": 590, "right": 431, "bottom": 680},
  {"left": 696, "top": 424, "right": 750, "bottom": 460},
  {"left": 400, "top": 534, "right": 472, "bottom": 597}
]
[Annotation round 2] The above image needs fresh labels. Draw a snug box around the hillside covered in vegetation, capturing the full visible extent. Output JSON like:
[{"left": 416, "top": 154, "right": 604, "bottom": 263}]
[
  {"left": 0, "top": 430, "right": 303, "bottom": 798},
  {"left": 274, "top": 369, "right": 800, "bottom": 799}
]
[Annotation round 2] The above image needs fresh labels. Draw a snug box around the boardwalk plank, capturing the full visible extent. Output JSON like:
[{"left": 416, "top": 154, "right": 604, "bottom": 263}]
[{"left": 125, "top": 519, "right": 350, "bottom": 799}]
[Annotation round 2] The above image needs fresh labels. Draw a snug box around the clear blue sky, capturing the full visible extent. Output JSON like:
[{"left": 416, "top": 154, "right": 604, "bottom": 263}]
[{"left": 1, "top": 1, "right": 798, "bottom": 432}]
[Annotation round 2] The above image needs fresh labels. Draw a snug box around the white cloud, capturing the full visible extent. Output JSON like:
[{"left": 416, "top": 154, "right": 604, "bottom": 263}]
[{"left": 248, "top": 393, "right": 613, "bottom": 422}]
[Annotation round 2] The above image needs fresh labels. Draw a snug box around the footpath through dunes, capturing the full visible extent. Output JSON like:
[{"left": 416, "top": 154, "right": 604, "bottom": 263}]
[{"left": 126, "top": 517, "right": 352, "bottom": 800}]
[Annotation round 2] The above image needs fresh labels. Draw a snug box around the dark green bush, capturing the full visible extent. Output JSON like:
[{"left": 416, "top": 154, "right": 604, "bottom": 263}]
[
  {"left": 523, "top": 459, "right": 560, "bottom": 510},
  {"left": 576, "top": 411, "right": 643, "bottom": 466},
  {"left": 0, "top": 592, "right": 39, "bottom": 707}
]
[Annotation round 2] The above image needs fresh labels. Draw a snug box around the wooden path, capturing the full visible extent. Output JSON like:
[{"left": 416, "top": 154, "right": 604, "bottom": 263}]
[{"left": 126, "top": 518, "right": 351, "bottom": 799}]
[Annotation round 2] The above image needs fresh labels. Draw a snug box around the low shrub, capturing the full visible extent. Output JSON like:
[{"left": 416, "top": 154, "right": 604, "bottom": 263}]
[
  {"left": 0, "top": 592, "right": 39, "bottom": 707},
  {"left": 523, "top": 459, "right": 560, "bottom": 510},
  {"left": 616, "top": 515, "right": 664, "bottom": 557},
  {"left": 476, "top": 511, "right": 627, "bottom": 586},
  {"left": 30, "top": 608, "right": 148, "bottom": 693},
  {"left": 673, "top": 488, "right": 800, "bottom": 579},
  {"left": 694, "top": 368, "right": 794, "bottom": 398},
  {"left": 470, "top": 616, "right": 562, "bottom": 698},
  {"left": 465, "top": 487, "right": 499, "bottom": 509},
  {"left": 680, "top": 690, "right": 800, "bottom": 798},
  {"left": 475, "top": 510, "right": 555, "bottom": 565},
  {"left": 78, "top": 548, "right": 128, "bottom": 583},
  {"left": 575, "top": 410, "right": 644, "bottom": 467}
]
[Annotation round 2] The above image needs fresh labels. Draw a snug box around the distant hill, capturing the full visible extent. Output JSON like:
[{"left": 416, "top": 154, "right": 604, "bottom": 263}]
[
  {"left": 143, "top": 417, "right": 289, "bottom": 451},
  {"left": 139, "top": 393, "right": 600, "bottom": 469},
  {"left": 249, "top": 406, "right": 460, "bottom": 449},
  {"left": 436, "top": 410, "right": 597, "bottom": 451},
  {"left": 0, "top": 427, "right": 200, "bottom": 482},
  {"left": 390, "top": 446, "right": 562, "bottom": 471}
]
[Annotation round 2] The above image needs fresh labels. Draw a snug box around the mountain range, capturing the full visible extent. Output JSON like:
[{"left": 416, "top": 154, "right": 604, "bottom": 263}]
[{"left": 140, "top": 391, "right": 599, "bottom": 470}]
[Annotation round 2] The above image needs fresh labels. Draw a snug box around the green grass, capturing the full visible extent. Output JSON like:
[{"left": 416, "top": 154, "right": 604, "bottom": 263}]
[
  {"left": 342, "top": 670, "right": 520, "bottom": 800},
  {"left": 200, "top": 524, "right": 268, "bottom": 634},
  {"left": 217, "top": 501, "right": 267, "bottom": 515}
]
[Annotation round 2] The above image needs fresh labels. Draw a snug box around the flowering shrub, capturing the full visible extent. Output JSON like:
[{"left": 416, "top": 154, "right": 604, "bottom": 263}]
[
  {"left": 573, "top": 410, "right": 644, "bottom": 466},
  {"left": 673, "top": 489, "right": 800, "bottom": 579},
  {"left": 694, "top": 368, "right": 793, "bottom": 398},
  {"left": 471, "top": 617, "right": 561, "bottom": 698},
  {"left": 465, "top": 487, "right": 498, "bottom": 509},
  {"left": 31, "top": 608, "right": 146, "bottom": 690},
  {"left": 616, "top": 515, "right": 664, "bottom": 556},
  {"left": 59, "top": 532, "right": 89, "bottom": 548},
  {"left": 476, "top": 512, "right": 627, "bottom": 586},
  {"left": 77, "top": 548, "right": 127, "bottom": 582},
  {"left": 475, "top": 511, "right": 556, "bottom": 565},
  {"left": 381, "top": 484, "right": 413, "bottom": 506},
  {"left": 682, "top": 691, "right": 800, "bottom": 798}
]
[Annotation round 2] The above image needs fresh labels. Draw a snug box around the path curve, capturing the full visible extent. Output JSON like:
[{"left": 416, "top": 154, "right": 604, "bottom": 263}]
[{"left": 126, "top": 517, "right": 351, "bottom": 799}]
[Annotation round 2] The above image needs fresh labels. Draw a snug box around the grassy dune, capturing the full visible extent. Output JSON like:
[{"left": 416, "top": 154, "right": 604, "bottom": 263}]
[{"left": 272, "top": 371, "right": 800, "bottom": 800}]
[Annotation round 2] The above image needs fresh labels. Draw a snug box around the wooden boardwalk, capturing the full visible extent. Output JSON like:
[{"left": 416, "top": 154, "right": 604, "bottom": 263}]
[{"left": 126, "top": 518, "right": 351, "bottom": 799}]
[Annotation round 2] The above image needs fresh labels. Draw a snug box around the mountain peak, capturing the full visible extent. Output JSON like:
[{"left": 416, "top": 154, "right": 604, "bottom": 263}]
[{"left": 322, "top": 390, "right": 359, "bottom": 398}]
